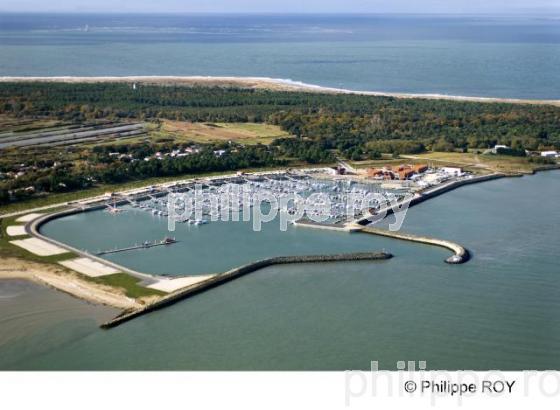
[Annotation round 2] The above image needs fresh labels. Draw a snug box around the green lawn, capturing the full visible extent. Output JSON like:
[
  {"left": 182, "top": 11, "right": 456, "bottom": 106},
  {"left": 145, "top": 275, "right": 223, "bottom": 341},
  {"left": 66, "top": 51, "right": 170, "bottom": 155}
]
[
  {"left": 0, "top": 215, "right": 76, "bottom": 263},
  {"left": 91, "top": 273, "right": 165, "bottom": 299},
  {"left": 1, "top": 214, "right": 162, "bottom": 299}
]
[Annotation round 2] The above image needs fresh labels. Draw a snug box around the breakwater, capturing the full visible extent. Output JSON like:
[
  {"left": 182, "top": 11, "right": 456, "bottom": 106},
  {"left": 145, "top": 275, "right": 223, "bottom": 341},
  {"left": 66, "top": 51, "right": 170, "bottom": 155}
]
[
  {"left": 293, "top": 220, "right": 362, "bottom": 232},
  {"left": 101, "top": 250, "right": 393, "bottom": 329},
  {"left": 361, "top": 227, "right": 468, "bottom": 264},
  {"left": 355, "top": 173, "right": 505, "bottom": 226}
]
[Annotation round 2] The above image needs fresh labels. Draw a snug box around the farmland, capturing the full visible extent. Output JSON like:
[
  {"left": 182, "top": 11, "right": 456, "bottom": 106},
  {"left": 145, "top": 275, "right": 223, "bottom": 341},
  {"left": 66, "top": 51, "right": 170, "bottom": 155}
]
[{"left": 0, "top": 119, "right": 147, "bottom": 149}]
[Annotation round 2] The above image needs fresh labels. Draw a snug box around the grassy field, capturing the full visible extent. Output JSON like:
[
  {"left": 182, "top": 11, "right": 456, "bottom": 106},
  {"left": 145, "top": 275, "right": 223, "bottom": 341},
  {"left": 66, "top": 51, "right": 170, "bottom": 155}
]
[
  {"left": 405, "top": 152, "right": 553, "bottom": 174},
  {"left": 91, "top": 273, "right": 165, "bottom": 299},
  {"left": 0, "top": 214, "right": 76, "bottom": 263},
  {"left": 157, "top": 120, "right": 291, "bottom": 145},
  {"left": 352, "top": 152, "right": 558, "bottom": 175},
  {"left": 0, "top": 214, "right": 163, "bottom": 299}
]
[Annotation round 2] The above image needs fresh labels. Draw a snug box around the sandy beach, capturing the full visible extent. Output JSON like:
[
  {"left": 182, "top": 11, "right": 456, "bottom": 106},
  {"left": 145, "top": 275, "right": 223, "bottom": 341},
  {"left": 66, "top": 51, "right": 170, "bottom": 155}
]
[
  {"left": 1, "top": 76, "right": 559, "bottom": 107},
  {"left": 0, "top": 257, "right": 143, "bottom": 310}
]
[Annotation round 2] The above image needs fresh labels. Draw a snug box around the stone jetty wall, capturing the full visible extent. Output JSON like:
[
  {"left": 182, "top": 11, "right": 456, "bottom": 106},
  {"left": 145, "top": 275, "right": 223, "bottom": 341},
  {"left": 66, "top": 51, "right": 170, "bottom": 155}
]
[
  {"left": 101, "top": 251, "right": 392, "bottom": 329},
  {"left": 361, "top": 227, "right": 469, "bottom": 264}
]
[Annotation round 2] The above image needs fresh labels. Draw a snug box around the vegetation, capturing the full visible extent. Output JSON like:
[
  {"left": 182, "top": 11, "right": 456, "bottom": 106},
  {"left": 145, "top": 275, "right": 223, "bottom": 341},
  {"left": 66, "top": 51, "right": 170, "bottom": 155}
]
[
  {"left": 154, "top": 121, "right": 290, "bottom": 145},
  {"left": 394, "top": 152, "right": 552, "bottom": 175},
  {"left": 2, "top": 82, "right": 559, "bottom": 151},
  {"left": 1, "top": 82, "right": 559, "bottom": 206},
  {"left": 90, "top": 273, "right": 165, "bottom": 299},
  {"left": 1, "top": 215, "right": 162, "bottom": 300}
]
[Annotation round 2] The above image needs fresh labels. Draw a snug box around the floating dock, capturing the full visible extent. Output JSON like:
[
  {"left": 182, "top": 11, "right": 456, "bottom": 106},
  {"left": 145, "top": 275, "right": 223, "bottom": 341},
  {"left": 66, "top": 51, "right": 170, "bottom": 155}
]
[{"left": 96, "top": 237, "right": 178, "bottom": 256}]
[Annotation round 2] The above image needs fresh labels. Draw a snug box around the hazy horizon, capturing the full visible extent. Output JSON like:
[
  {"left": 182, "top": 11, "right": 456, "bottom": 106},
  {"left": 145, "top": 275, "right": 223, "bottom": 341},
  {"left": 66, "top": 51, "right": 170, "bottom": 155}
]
[{"left": 0, "top": 0, "right": 559, "bottom": 15}]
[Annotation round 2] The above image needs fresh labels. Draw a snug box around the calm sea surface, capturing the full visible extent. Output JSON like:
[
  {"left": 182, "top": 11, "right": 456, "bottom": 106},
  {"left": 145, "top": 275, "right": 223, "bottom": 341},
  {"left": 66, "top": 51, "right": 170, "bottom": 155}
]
[
  {"left": 1, "top": 13, "right": 560, "bottom": 98},
  {"left": 1, "top": 171, "right": 559, "bottom": 370}
]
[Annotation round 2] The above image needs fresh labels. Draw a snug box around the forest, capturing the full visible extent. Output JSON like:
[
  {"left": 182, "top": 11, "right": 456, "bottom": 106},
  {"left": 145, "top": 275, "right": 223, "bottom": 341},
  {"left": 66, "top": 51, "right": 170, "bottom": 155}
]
[
  {"left": 1, "top": 82, "right": 559, "bottom": 205},
  {"left": 2, "top": 82, "right": 559, "bottom": 153}
]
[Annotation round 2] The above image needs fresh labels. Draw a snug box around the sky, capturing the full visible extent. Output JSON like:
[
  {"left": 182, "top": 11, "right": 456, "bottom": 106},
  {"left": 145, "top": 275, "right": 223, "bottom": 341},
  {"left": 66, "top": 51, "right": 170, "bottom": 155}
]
[{"left": 0, "top": 0, "right": 558, "bottom": 14}]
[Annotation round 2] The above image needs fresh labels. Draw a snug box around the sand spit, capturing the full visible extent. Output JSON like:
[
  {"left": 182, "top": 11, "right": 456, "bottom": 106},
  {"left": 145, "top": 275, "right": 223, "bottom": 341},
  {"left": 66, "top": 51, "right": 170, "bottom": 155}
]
[{"left": 1, "top": 76, "right": 559, "bottom": 107}]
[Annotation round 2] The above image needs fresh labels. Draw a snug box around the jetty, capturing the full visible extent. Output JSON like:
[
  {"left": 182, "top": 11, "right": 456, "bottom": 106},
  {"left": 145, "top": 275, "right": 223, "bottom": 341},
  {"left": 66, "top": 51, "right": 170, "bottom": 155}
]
[
  {"left": 361, "top": 227, "right": 469, "bottom": 264},
  {"left": 96, "top": 237, "right": 177, "bottom": 256},
  {"left": 354, "top": 173, "right": 504, "bottom": 226},
  {"left": 101, "top": 250, "right": 393, "bottom": 329},
  {"left": 290, "top": 218, "right": 468, "bottom": 264},
  {"left": 293, "top": 220, "right": 364, "bottom": 232}
]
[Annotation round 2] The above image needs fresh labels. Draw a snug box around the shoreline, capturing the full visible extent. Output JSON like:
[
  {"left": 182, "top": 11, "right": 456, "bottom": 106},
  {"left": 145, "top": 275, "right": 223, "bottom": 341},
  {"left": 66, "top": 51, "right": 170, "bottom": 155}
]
[
  {"left": 2, "top": 167, "right": 558, "bottom": 318},
  {"left": 101, "top": 251, "right": 393, "bottom": 329},
  {"left": 0, "top": 258, "right": 141, "bottom": 310},
  {"left": 1, "top": 76, "right": 559, "bottom": 107}
]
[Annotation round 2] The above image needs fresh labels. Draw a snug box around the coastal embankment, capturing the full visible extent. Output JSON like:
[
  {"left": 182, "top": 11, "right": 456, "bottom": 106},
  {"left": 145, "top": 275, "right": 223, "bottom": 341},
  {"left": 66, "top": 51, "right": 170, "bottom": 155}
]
[
  {"left": 351, "top": 175, "right": 492, "bottom": 263},
  {"left": 0, "top": 258, "right": 140, "bottom": 310},
  {"left": 355, "top": 173, "right": 505, "bottom": 226},
  {"left": 101, "top": 251, "right": 392, "bottom": 328},
  {"left": 361, "top": 227, "right": 468, "bottom": 264},
  {"left": 3, "top": 169, "right": 529, "bottom": 322},
  {"left": 28, "top": 209, "right": 156, "bottom": 282},
  {"left": 293, "top": 222, "right": 469, "bottom": 264}
]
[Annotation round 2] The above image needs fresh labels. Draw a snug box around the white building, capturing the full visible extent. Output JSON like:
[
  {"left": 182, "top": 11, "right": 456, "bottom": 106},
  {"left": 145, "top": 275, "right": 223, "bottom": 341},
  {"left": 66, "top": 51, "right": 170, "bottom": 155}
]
[
  {"left": 492, "top": 144, "right": 509, "bottom": 154},
  {"left": 441, "top": 167, "right": 464, "bottom": 177},
  {"left": 541, "top": 151, "right": 559, "bottom": 158}
]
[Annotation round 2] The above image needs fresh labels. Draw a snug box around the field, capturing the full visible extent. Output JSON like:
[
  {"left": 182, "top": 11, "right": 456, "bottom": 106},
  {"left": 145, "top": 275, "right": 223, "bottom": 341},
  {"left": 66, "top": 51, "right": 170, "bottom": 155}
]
[
  {"left": 0, "top": 119, "right": 147, "bottom": 149},
  {"left": 404, "top": 152, "right": 553, "bottom": 174},
  {"left": 156, "top": 120, "right": 290, "bottom": 145},
  {"left": 351, "top": 152, "right": 557, "bottom": 175}
]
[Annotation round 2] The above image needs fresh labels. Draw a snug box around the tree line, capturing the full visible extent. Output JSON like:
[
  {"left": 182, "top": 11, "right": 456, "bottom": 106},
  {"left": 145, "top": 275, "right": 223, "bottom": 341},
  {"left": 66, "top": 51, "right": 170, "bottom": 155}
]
[{"left": 1, "top": 82, "right": 560, "bottom": 205}]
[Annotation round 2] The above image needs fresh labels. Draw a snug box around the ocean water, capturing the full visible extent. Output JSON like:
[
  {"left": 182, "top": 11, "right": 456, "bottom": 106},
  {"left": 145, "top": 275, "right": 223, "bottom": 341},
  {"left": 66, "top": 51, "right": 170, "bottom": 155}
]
[
  {"left": 1, "top": 171, "right": 559, "bottom": 370},
  {"left": 0, "top": 13, "right": 560, "bottom": 98}
]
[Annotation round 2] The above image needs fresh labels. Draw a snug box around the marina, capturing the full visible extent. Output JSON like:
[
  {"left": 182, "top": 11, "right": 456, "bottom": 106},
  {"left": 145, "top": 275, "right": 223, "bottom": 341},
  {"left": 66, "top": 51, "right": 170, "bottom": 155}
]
[
  {"left": 95, "top": 169, "right": 422, "bottom": 229},
  {"left": 31, "top": 167, "right": 478, "bottom": 279},
  {"left": 2, "top": 170, "right": 559, "bottom": 370}
]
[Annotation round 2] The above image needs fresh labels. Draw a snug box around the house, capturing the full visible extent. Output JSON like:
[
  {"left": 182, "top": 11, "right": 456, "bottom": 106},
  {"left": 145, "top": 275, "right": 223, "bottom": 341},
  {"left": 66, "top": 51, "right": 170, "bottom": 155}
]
[
  {"left": 328, "top": 166, "right": 346, "bottom": 176},
  {"left": 413, "top": 164, "right": 428, "bottom": 173},
  {"left": 398, "top": 169, "right": 415, "bottom": 180},
  {"left": 366, "top": 168, "right": 384, "bottom": 178},
  {"left": 492, "top": 144, "right": 509, "bottom": 154},
  {"left": 441, "top": 167, "right": 463, "bottom": 177},
  {"left": 367, "top": 164, "right": 428, "bottom": 180},
  {"left": 541, "top": 151, "right": 559, "bottom": 158}
]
